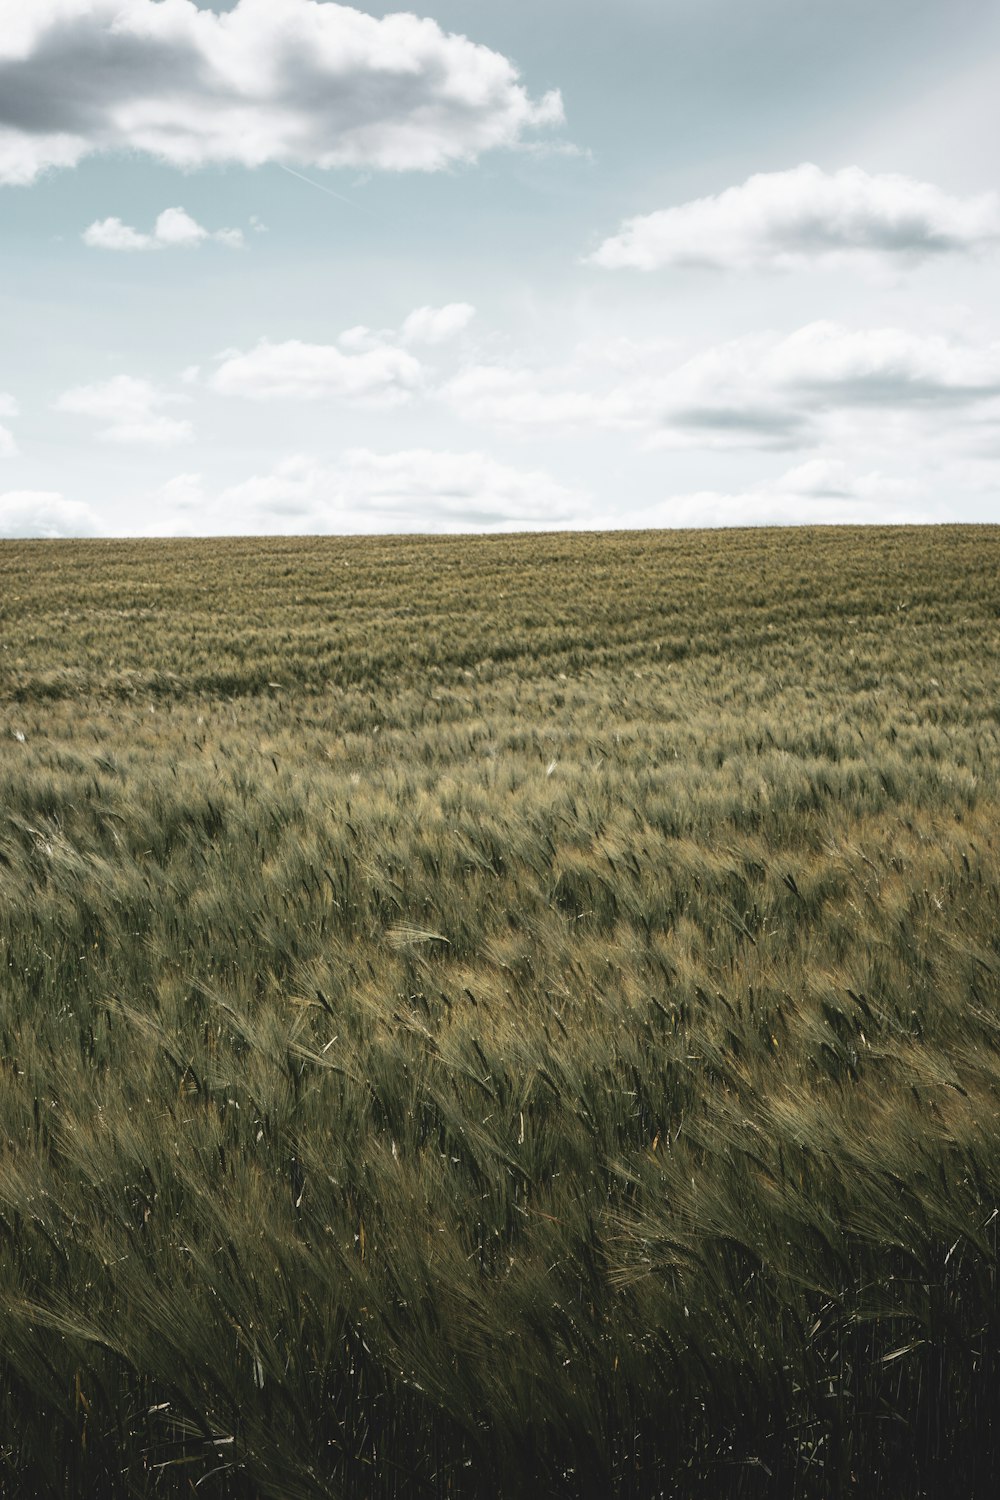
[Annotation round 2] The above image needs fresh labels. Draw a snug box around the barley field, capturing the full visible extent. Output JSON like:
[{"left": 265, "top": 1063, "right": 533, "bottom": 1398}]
[{"left": 2, "top": 525, "right": 1000, "bottom": 1498}]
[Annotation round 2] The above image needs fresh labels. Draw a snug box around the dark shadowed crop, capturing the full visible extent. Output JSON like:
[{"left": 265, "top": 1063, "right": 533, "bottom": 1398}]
[{"left": 1, "top": 524, "right": 999, "bottom": 1497}]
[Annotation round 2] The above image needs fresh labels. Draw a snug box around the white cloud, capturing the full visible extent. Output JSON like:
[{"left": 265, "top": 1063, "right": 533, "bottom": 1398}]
[
  {"left": 0, "top": 491, "right": 106, "bottom": 538},
  {"left": 206, "top": 304, "right": 476, "bottom": 409},
  {"left": 401, "top": 303, "right": 476, "bottom": 344},
  {"left": 338, "top": 325, "right": 380, "bottom": 353},
  {"left": 336, "top": 303, "right": 476, "bottom": 355},
  {"left": 645, "top": 322, "right": 1000, "bottom": 449},
  {"left": 154, "top": 207, "right": 243, "bottom": 249},
  {"left": 774, "top": 458, "right": 868, "bottom": 498},
  {"left": 83, "top": 206, "right": 244, "bottom": 251},
  {"left": 593, "top": 462, "right": 941, "bottom": 531},
  {"left": 758, "top": 321, "right": 1000, "bottom": 404},
  {"left": 0, "top": 453, "right": 968, "bottom": 540},
  {"left": 141, "top": 449, "right": 589, "bottom": 535},
  {"left": 211, "top": 338, "right": 425, "bottom": 406},
  {"left": 442, "top": 350, "right": 801, "bottom": 446},
  {"left": 0, "top": 0, "right": 564, "bottom": 185},
  {"left": 54, "top": 375, "right": 193, "bottom": 445},
  {"left": 337, "top": 447, "right": 584, "bottom": 528},
  {"left": 442, "top": 322, "right": 1000, "bottom": 451},
  {"left": 647, "top": 488, "right": 933, "bottom": 530},
  {"left": 82, "top": 217, "right": 155, "bottom": 252},
  {"left": 155, "top": 207, "right": 212, "bottom": 248},
  {"left": 589, "top": 164, "right": 1000, "bottom": 272},
  {"left": 0, "top": 131, "right": 82, "bottom": 187}
]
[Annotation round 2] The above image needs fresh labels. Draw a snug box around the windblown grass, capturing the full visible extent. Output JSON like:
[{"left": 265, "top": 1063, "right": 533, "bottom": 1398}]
[{"left": 1, "top": 525, "right": 999, "bottom": 1496}]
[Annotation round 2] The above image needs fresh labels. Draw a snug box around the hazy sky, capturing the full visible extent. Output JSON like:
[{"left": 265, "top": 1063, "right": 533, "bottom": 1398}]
[{"left": 2, "top": 0, "right": 1000, "bottom": 536}]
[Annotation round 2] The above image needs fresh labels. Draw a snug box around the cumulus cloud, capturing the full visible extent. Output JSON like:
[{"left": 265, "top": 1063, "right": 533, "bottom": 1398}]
[
  {"left": 54, "top": 375, "right": 194, "bottom": 445},
  {"left": 142, "top": 449, "right": 589, "bottom": 535},
  {"left": 646, "top": 323, "right": 1000, "bottom": 449},
  {"left": 208, "top": 302, "right": 480, "bottom": 406},
  {"left": 0, "top": 0, "right": 564, "bottom": 185},
  {"left": 211, "top": 339, "right": 425, "bottom": 406},
  {"left": 0, "top": 491, "right": 106, "bottom": 538},
  {"left": 589, "top": 164, "right": 1000, "bottom": 272},
  {"left": 401, "top": 303, "right": 476, "bottom": 345},
  {"left": 83, "top": 206, "right": 243, "bottom": 251},
  {"left": 757, "top": 321, "right": 1000, "bottom": 406},
  {"left": 82, "top": 217, "right": 153, "bottom": 252},
  {"left": 337, "top": 304, "right": 476, "bottom": 355},
  {"left": 442, "top": 322, "right": 1000, "bottom": 451}
]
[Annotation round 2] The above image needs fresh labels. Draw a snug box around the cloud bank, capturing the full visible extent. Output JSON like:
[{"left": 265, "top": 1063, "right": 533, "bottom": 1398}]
[
  {"left": 619, "top": 461, "right": 939, "bottom": 531},
  {"left": 0, "top": 491, "right": 106, "bottom": 538},
  {"left": 83, "top": 207, "right": 243, "bottom": 251},
  {"left": 0, "top": 455, "right": 947, "bottom": 539},
  {"left": 0, "top": 0, "right": 564, "bottom": 185},
  {"left": 443, "top": 322, "right": 1000, "bottom": 449},
  {"left": 145, "top": 449, "right": 588, "bottom": 535},
  {"left": 590, "top": 165, "right": 1000, "bottom": 272}
]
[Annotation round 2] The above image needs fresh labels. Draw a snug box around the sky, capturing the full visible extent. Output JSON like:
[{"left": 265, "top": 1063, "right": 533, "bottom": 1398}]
[{"left": 2, "top": 0, "right": 1000, "bottom": 537}]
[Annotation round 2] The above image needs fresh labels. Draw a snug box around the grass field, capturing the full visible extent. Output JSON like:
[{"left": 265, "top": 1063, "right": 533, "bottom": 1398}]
[{"left": 2, "top": 525, "right": 1000, "bottom": 1498}]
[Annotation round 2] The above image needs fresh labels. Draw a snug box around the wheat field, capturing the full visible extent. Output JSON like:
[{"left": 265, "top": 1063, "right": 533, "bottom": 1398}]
[{"left": 1, "top": 525, "right": 999, "bottom": 1497}]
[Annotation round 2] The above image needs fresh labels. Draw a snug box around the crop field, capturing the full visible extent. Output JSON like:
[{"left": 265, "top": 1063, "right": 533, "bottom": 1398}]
[{"left": 2, "top": 524, "right": 1000, "bottom": 1498}]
